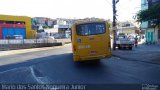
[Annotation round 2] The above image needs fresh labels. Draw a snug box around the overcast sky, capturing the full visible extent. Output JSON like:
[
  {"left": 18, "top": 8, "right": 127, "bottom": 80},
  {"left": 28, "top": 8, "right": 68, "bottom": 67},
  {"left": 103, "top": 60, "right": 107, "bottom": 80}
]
[{"left": 0, "top": 0, "right": 141, "bottom": 21}]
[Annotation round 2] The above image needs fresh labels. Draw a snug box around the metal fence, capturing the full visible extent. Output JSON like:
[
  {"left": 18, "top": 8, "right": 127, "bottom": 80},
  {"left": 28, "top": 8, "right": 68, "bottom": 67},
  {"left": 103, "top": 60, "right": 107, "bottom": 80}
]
[{"left": 0, "top": 39, "right": 61, "bottom": 51}]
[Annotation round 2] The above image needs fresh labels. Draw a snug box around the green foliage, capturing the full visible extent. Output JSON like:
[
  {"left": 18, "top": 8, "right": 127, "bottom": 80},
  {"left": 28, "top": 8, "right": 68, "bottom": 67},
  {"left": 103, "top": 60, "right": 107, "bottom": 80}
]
[{"left": 136, "top": 3, "right": 160, "bottom": 27}]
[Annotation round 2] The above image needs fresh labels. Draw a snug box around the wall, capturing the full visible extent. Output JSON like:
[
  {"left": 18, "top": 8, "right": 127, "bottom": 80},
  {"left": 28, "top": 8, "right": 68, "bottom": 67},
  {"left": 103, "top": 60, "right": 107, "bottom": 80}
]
[
  {"left": 122, "top": 29, "right": 135, "bottom": 34},
  {"left": 0, "top": 24, "right": 26, "bottom": 39}
]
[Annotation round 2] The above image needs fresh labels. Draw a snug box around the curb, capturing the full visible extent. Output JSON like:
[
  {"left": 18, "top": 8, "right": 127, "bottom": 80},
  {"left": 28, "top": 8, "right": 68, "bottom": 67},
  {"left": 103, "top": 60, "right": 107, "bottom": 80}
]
[{"left": 0, "top": 42, "right": 71, "bottom": 57}]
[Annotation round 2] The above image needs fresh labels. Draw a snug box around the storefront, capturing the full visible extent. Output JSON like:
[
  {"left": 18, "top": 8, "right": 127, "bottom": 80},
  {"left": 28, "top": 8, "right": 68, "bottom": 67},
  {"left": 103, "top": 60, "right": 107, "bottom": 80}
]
[{"left": 0, "top": 15, "right": 36, "bottom": 39}]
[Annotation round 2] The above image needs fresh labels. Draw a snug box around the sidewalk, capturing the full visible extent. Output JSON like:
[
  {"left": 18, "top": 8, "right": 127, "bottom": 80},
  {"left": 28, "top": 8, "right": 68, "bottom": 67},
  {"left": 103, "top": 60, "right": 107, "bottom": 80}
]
[
  {"left": 0, "top": 39, "right": 71, "bottom": 57},
  {"left": 136, "top": 38, "right": 160, "bottom": 52},
  {"left": 0, "top": 38, "right": 71, "bottom": 51},
  {"left": 135, "top": 44, "right": 160, "bottom": 52},
  {"left": 0, "top": 43, "right": 71, "bottom": 57},
  {"left": 112, "top": 43, "right": 160, "bottom": 64},
  {"left": 0, "top": 46, "right": 60, "bottom": 57}
]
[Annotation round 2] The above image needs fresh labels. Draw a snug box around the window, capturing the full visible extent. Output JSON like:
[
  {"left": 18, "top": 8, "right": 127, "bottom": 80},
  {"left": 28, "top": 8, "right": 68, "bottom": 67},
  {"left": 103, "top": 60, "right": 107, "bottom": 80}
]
[{"left": 76, "top": 23, "right": 106, "bottom": 36}]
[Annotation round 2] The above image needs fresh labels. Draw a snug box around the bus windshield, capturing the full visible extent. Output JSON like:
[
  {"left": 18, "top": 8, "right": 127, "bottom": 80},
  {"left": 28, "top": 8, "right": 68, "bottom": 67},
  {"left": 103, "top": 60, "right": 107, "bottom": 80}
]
[{"left": 76, "top": 23, "right": 106, "bottom": 36}]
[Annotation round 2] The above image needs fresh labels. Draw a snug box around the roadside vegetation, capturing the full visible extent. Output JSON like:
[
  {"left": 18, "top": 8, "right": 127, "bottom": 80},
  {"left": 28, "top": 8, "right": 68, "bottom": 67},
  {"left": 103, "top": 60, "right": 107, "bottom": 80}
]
[{"left": 136, "top": 4, "right": 160, "bottom": 28}]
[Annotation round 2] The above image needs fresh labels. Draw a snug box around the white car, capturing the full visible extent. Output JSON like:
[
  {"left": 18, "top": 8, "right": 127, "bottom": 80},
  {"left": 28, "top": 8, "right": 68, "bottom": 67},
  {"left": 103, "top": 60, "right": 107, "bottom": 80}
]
[{"left": 40, "top": 36, "right": 57, "bottom": 43}]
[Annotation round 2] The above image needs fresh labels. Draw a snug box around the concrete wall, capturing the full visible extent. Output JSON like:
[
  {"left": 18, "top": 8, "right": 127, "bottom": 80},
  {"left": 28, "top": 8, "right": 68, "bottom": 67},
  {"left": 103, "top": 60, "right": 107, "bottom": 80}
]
[
  {"left": 121, "top": 29, "right": 136, "bottom": 35},
  {"left": 0, "top": 39, "right": 71, "bottom": 51}
]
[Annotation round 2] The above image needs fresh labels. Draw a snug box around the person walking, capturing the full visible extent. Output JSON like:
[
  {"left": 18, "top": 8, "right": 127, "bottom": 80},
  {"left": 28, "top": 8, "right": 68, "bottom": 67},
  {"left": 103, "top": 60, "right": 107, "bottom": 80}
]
[{"left": 135, "top": 35, "right": 138, "bottom": 47}]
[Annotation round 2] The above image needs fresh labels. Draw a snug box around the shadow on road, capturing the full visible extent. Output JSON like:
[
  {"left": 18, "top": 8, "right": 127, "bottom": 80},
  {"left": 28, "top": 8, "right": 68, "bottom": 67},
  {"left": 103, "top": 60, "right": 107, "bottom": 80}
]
[
  {"left": 0, "top": 53, "right": 107, "bottom": 72},
  {"left": 1, "top": 51, "right": 160, "bottom": 85},
  {"left": 0, "top": 53, "right": 73, "bottom": 72},
  {"left": 74, "top": 60, "right": 106, "bottom": 69},
  {"left": 0, "top": 52, "right": 110, "bottom": 84}
]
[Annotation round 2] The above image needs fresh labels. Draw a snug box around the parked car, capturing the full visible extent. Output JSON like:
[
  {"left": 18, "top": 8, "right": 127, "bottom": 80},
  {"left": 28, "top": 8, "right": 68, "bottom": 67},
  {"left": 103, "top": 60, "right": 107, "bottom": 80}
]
[{"left": 39, "top": 36, "right": 57, "bottom": 43}]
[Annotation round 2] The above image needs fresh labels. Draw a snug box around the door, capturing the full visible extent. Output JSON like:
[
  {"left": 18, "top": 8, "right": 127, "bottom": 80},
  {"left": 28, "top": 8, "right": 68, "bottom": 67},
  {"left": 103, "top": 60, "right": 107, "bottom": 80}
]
[
  {"left": 147, "top": 32, "right": 151, "bottom": 43},
  {"left": 151, "top": 32, "right": 154, "bottom": 43}
]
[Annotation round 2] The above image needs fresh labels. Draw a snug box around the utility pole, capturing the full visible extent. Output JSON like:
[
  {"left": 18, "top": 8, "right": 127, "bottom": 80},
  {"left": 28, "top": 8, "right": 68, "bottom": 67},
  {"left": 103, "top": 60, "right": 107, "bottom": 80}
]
[{"left": 112, "top": 0, "right": 119, "bottom": 50}]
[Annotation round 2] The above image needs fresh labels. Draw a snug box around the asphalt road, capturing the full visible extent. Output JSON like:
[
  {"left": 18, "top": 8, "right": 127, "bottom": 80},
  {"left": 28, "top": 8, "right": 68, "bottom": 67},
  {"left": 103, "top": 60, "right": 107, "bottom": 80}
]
[{"left": 0, "top": 44, "right": 160, "bottom": 89}]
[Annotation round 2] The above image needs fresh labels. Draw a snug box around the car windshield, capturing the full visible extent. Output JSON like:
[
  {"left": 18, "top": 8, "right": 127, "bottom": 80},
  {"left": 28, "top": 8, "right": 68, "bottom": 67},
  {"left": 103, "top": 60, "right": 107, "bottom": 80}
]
[{"left": 76, "top": 23, "right": 106, "bottom": 36}]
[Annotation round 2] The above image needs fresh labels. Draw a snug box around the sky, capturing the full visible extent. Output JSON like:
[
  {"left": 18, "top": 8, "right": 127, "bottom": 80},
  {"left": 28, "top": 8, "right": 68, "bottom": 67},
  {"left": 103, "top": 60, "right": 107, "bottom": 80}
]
[{"left": 0, "top": 0, "right": 141, "bottom": 21}]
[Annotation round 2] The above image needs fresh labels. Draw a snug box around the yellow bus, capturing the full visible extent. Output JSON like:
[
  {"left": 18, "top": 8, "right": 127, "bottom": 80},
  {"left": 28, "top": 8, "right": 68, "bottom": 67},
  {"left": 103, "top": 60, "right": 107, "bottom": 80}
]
[{"left": 71, "top": 21, "right": 112, "bottom": 62}]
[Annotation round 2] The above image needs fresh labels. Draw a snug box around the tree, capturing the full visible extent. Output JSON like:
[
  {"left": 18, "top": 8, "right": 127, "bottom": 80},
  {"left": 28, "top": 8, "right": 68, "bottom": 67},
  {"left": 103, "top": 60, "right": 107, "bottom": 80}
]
[{"left": 136, "top": 3, "right": 160, "bottom": 28}]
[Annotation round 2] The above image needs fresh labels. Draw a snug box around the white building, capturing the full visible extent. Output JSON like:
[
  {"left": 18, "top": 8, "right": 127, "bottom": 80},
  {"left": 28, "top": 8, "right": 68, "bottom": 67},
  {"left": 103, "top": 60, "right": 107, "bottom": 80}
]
[
  {"left": 117, "top": 21, "right": 140, "bottom": 35},
  {"left": 53, "top": 18, "right": 73, "bottom": 34}
]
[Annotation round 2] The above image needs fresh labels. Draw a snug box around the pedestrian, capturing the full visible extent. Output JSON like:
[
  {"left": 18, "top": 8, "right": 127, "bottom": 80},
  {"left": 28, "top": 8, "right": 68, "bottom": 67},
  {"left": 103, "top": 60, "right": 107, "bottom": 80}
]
[
  {"left": 142, "top": 35, "right": 144, "bottom": 39},
  {"left": 135, "top": 35, "right": 138, "bottom": 47}
]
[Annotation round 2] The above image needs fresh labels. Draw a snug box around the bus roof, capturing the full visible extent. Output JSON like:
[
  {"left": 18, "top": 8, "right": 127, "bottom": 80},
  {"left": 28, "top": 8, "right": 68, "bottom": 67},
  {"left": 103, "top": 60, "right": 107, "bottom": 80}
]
[{"left": 74, "top": 20, "right": 107, "bottom": 25}]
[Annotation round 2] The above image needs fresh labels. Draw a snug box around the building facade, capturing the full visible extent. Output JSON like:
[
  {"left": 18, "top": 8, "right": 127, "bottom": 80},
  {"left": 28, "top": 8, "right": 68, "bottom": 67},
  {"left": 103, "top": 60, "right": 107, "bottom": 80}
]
[
  {"left": 32, "top": 17, "right": 55, "bottom": 30},
  {"left": 0, "top": 15, "right": 36, "bottom": 39},
  {"left": 141, "top": 0, "right": 160, "bottom": 44},
  {"left": 117, "top": 21, "right": 140, "bottom": 35},
  {"left": 53, "top": 18, "right": 74, "bottom": 34}
]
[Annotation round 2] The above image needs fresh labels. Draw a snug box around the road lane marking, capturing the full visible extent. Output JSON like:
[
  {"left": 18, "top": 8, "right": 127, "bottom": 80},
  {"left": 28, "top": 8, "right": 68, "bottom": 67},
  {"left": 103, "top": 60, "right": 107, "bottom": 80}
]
[{"left": 30, "top": 66, "right": 44, "bottom": 84}]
